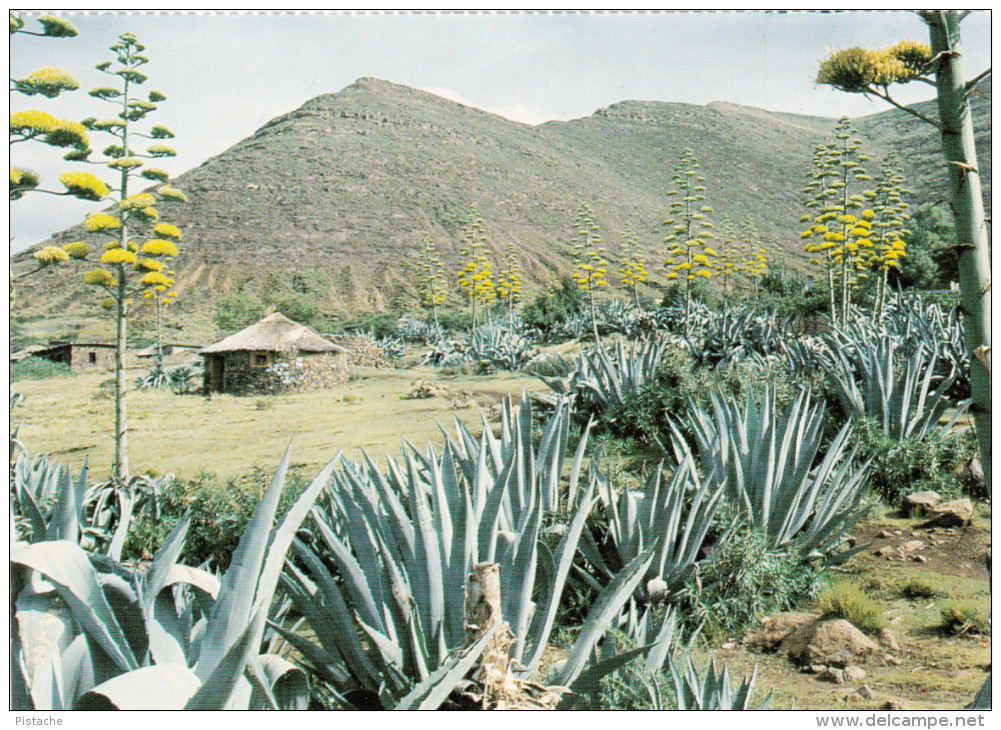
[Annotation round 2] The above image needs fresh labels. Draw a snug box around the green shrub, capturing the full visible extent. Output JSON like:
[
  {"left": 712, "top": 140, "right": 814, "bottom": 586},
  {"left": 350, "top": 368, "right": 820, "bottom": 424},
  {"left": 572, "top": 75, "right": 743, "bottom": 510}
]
[
  {"left": 900, "top": 579, "right": 939, "bottom": 599},
  {"left": 672, "top": 525, "right": 824, "bottom": 642},
  {"left": 939, "top": 602, "right": 991, "bottom": 636},
  {"left": 214, "top": 289, "right": 265, "bottom": 335},
  {"left": 124, "top": 466, "right": 311, "bottom": 569},
  {"left": 9, "top": 356, "right": 75, "bottom": 381},
  {"left": 818, "top": 580, "right": 886, "bottom": 635},
  {"left": 522, "top": 275, "right": 585, "bottom": 333},
  {"left": 332, "top": 312, "right": 398, "bottom": 338},
  {"left": 611, "top": 349, "right": 817, "bottom": 446},
  {"left": 853, "top": 417, "right": 979, "bottom": 504}
]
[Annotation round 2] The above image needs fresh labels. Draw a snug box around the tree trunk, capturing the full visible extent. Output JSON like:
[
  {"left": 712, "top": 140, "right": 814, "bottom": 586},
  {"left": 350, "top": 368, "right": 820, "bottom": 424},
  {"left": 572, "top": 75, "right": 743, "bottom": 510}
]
[
  {"left": 827, "top": 264, "right": 837, "bottom": 322},
  {"left": 589, "top": 287, "right": 599, "bottom": 346},
  {"left": 113, "top": 269, "right": 128, "bottom": 479},
  {"left": 921, "top": 10, "right": 992, "bottom": 487}
]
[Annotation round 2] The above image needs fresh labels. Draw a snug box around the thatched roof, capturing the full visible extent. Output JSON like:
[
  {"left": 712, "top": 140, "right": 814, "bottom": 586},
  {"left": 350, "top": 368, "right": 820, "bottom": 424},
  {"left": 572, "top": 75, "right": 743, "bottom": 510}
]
[{"left": 200, "top": 313, "right": 345, "bottom": 355}]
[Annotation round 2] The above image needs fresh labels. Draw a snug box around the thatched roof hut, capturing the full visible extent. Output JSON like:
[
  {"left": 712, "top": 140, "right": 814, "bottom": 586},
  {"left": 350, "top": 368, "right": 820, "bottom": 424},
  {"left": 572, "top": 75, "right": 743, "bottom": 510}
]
[{"left": 200, "top": 313, "right": 348, "bottom": 394}]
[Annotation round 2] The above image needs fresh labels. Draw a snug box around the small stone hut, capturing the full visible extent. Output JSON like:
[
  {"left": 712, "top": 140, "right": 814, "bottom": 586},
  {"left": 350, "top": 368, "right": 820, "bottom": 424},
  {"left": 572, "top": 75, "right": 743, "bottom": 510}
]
[
  {"left": 200, "top": 313, "right": 349, "bottom": 395},
  {"left": 26, "top": 342, "right": 116, "bottom": 370}
]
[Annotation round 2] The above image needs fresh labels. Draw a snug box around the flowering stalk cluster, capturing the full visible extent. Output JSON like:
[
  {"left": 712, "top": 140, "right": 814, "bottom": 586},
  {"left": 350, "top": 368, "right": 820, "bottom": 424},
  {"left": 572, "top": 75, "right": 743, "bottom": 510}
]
[
  {"left": 663, "top": 148, "right": 716, "bottom": 326},
  {"left": 616, "top": 225, "right": 647, "bottom": 308},
  {"left": 456, "top": 205, "right": 496, "bottom": 326},
  {"left": 9, "top": 12, "right": 90, "bottom": 203},
  {"left": 570, "top": 202, "right": 607, "bottom": 344}
]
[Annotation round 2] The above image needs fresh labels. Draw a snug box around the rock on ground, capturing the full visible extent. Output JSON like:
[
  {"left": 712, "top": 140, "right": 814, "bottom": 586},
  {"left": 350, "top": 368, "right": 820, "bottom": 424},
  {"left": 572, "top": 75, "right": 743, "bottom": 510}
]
[{"left": 778, "top": 618, "right": 879, "bottom": 667}]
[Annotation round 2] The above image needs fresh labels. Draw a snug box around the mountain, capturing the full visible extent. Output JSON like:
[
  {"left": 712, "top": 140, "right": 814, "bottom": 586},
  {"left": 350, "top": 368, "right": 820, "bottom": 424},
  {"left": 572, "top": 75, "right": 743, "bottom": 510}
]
[{"left": 11, "top": 77, "right": 991, "bottom": 339}]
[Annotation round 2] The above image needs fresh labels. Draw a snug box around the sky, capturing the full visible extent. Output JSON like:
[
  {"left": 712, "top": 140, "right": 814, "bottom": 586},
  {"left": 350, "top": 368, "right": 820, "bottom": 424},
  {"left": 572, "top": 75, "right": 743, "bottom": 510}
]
[{"left": 7, "top": 8, "right": 993, "bottom": 252}]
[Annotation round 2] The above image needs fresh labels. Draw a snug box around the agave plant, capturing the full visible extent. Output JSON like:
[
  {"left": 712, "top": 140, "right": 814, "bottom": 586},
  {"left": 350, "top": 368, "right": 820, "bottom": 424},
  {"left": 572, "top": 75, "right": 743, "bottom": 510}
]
[
  {"left": 561, "top": 608, "right": 776, "bottom": 710},
  {"left": 10, "top": 447, "right": 327, "bottom": 710},
  {"left": 538, "top": 336, "right": 668, "bottom": 416},
  {"left": 395, "top": 316, "right": 439, "bottom": 344},
  {"left": 680, "top": 388, "right": 870, "bottom": 559},
  {"left": 276, "top": 395, "right": 654, "bottom": 708},
  {"left": 682, "top": 304, "right": 788, "bottom": 370},
  {"left": 468, "top": 323, "right": 533, "bottom": 370},
  {"left": 879, "top": 290, "right": 970, "bottom": 398},
  {"left": 576, "top": 453, "right": 728, "bottom": 603},
  {"left": 593, "top": 298, "right": 645, "bottom": 337},
  {"left": 819, "top": 333, "right": 965, "bottom": 442},
  {"left": 664, "top": 654, "right": 774, "bottom": 710}
]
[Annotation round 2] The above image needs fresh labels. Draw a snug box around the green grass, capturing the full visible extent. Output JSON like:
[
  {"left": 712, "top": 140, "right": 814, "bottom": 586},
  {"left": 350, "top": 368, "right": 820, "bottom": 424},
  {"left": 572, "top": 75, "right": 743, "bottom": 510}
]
[
  {"left": 940, "top": 602, "right": 992, "bottom": 637},
  {"left": 10, "top": 356, "right": 76, "bottom": 381},
  {"left": 11, "top": 364, "right": 541, "bottom": 480},
  {"left": 817, "top": 579, "right": 887, "bottom": 635}
]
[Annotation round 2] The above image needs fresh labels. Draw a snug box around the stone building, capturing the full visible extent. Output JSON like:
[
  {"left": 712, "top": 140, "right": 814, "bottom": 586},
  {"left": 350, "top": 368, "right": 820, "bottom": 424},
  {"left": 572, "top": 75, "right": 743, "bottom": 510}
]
[
  {"left": 20, "top": 342, "right": 117, "bottom": 370},
  {"left": 200, "top": 312, "right": 349, "bottom": 394}
]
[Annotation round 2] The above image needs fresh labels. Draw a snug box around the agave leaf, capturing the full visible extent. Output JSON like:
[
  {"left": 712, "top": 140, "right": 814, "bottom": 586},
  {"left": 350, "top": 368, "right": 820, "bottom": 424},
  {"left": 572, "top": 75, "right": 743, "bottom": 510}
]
[
  {"left": 555, "top": 549, "right": 655, "bottom": 687},
  {"left": 406, "top": 450, "right": 446, "bottom": 665},
  {"left": 520, "top": 478, "right": 596, "bottom": 674},
  {"left": 147, "top": 594, "right": 189, "bottom": 666},
  {"left": 12, "top": 540, "right": 138, "bottom": 672},
  {"left": 557, "top": 645, "right": 652, "bottom": 709},
  {"left": 311, "top": 515, "right": 383, "bottom": 633},
  {"left": 44, "top": 467, "right": 78, "bottom": 543},
  {"left": 141, "top": 510, "right": 191, "bottom": 615},
  {"left": 196, "top": 446, "right": 291, "bottom": 681},
  {"left": 185, "top": 607, "right": 265, "bottom": 710},
  {"left": 289, "top": 541, "right": 384, "bottom": 688},
  {"left": 392, "top": 626, "right": 496, "bottom": 710},
  {"left": 76, "top": 663, "right": 201, "bottom": 710},
  {"left": 106, "top": 486, "right": 134, "bottom": 562},
  {"left": 255, "top": 654, "right": 310, "bottom": 711},
  {"left": 60, "top": 633, "right": 97, "bottom": 707},
  {"left": 266, "top": 620, "right": 354, "bottom": 691},
  {"left": 15, "top": 585, "right": 75, "bottom": 699}
]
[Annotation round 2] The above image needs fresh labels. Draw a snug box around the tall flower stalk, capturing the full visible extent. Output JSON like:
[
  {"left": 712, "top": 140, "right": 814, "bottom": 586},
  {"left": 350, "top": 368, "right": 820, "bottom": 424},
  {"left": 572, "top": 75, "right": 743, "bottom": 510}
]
[{"left": 38, "top": 33, "right": 186, "bottom": 479}]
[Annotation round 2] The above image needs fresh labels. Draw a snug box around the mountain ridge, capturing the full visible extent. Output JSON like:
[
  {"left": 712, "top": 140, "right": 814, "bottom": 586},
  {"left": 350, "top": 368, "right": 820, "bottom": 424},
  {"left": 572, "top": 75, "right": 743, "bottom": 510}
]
[{"left": 11, "top": 76, "right": 990, "bottom": 335}]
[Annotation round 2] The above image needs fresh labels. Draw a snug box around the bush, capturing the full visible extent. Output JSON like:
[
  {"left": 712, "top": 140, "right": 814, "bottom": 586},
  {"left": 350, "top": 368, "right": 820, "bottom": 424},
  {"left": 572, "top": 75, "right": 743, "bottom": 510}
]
[
  {"left": 522, "top": 275, "right": 585, "bottom": 335},
  {"left": 853, "top": 418, "right": 979, "bottom": 505},
  {"left": 333, "top": 312, "right": 398, "bottom": 338},
  {"left": 9, "top": 356, "right": 75, "bottom": 381},
  {"left": 818, "top": 580, "right": 886, "bottom": 635},
  {"left": 124, "top": 466, "right": 312, "bottom": 569},
  {"left": 273, "top": 293, "right": 319, "bottom": 327},
  {"left": 611, "top": 349, "right": 815, "bottom": 446},
  {"left": 672, "top": 526, "right": 824, "bottom": 643},
  {"left": 900, "top": 579, "right": 939, "bottom": 599},
  {"left": 214, "top": 289, "right": 265, "bottom": 335},
  {"left": 939, "top": 602, "right": 991, "bottom": 636}
]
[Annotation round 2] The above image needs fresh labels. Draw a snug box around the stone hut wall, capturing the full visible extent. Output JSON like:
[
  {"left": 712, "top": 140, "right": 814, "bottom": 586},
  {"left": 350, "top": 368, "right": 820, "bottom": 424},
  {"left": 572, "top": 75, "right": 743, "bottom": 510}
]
[
  {"left": 324, "top": 333, "right": 392, "bottom": 368},
  {"left": 43, "top": 344, "right": 116, "bottom": 370},
  {"left": 218, "top": 351, "right": 349, "bottom": 395}
]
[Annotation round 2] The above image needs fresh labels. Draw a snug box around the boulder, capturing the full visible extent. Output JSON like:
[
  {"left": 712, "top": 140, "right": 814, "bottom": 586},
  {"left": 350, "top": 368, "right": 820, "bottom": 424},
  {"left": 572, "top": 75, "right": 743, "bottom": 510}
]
[
  {"left": 819, "top": 667, "right": 848, "bottom": 684},
  {"left": 857, "top": 685, "right": 876, "bottom": 700},
  {"left": 878, "top": 628, "right": 900, "bottom": 652},
  {"left": 746, "top": 612, "right": 819, "bottom": 652},
  {"left": 779, "top": 618, "right": 879, "bottom": 667},
  {"left": 902, "top": 491, "right": 941, "bottom": 517},
  {"left": 923, "top": 498, "right": 974, "bottom": 528},
  {"left": 845, "top": 665, "right": 868, "bottom": 683},
  {"left": 901, "top": 540, "right": 925, "bottom": 553}
]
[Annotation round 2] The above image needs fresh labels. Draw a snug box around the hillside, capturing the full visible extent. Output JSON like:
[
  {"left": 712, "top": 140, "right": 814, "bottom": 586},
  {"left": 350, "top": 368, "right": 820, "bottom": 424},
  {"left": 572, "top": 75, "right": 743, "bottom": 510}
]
[{"left": 10, "top": 76, "right": 991, "bottom": 341}]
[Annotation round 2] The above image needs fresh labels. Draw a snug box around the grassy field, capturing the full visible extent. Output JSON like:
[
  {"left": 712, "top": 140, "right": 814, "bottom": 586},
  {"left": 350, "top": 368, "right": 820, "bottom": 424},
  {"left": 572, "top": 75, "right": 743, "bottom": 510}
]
[{"left": 12, "top": 363, "right": 541, "bottom": 480}]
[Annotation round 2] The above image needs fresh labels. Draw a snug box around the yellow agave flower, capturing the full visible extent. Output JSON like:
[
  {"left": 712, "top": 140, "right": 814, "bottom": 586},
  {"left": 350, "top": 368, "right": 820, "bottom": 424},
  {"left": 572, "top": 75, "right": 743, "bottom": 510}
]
[
  {"left": 100, "top": 248, "right": 137, "bottom": 266},
  {"left": 83, "top": 268, "right": 114, "bottom": 287},
  {"left": 85, "top": 213, "right": 122, "bottom": 232},
  {"left": 33, "top": 245, "right": 69, "bottom": 265},
  {"left": 61, "top": 241, "right": 90, "bottom": 259}
]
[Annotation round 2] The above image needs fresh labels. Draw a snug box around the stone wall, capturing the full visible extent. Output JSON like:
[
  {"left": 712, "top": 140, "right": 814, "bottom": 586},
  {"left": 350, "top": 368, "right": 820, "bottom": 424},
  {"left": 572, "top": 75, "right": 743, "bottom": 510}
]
[
  {"left": 220, "top": 352, "right": 349, "bottom": 395},
  {"left": 324, "top": 333, "right": 392, "bottom": 368}
]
